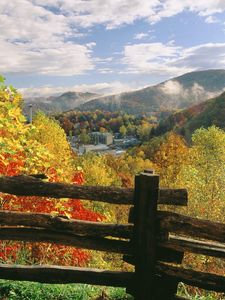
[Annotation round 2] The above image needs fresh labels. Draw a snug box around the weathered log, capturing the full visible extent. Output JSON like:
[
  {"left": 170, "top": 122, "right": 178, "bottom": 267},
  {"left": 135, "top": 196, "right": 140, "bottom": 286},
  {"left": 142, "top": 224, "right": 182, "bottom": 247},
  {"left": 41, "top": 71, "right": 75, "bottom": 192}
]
[
  {"left": 123, "top": 246, "right": 184, "bottom": 265},
  {"left": 156, "top": 262, "right": 225, "bottom": 292},
  {"left": 0, "top": 175, "right": 187, "bottom": 205},
  {"left": 132, "top": 172, "right": 159, "bottom": 299},
  {"left": 1, "top": 211, "right": 224, "bottom": 257},
  {"left": 0, "top": 175, "right": 133, "bottom": 204},
  {"left": 0, "top": 227, "right": 131, "bottom": 254},
  {"left": 0, "top": 263, "right": 134, "bottom": 286},
  {"left": 155, "top": 230, "right": 185, "bottom": 299},
  {"left": 159, "top": 188, "right": 187, "bottom": 206},
  {"left": 0, "top": 210, "right": 133, "bottom": 239},
  {"left": 160, "top": 234, "right": 225, "bottom": 258},
  {"left": 158, "top": 211, "right": 225, "bottom": 243}
]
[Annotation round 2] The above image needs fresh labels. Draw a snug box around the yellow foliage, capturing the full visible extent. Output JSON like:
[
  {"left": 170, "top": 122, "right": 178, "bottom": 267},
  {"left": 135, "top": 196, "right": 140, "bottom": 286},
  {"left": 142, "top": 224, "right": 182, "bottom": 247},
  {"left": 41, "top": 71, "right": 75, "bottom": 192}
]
[
  {"left": 32, "top": 112, "right": 73, "bottom": 180},
  {"left": 153, "top": 132, "right": 189, "bottom": 187}
]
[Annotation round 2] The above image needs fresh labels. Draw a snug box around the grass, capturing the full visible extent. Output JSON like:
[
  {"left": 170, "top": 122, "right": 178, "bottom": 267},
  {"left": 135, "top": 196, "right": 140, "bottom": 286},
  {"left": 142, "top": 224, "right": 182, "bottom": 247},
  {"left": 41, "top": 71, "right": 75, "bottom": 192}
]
[
  {"left": 0, "top": 280, "right": 224, "bottom": 300},
  {"left": 177, "top": 283, "right": 225, "bottom": 300},
  {"left": 0, "top": 280, "right": 133, "bottom": 300}
]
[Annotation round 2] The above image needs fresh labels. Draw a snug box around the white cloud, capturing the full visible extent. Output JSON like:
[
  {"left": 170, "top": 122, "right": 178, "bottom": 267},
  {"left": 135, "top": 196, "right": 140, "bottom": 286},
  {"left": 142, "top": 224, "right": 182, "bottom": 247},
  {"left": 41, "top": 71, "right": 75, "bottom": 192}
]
[
  {"left": 0, "top": 39, "right": 94, "bottom": 75},
  {"left": 122, "top": 42, "right": 189, "bottom": 76},
  {"left": 86, "top": 42, "right": 96, "bottom": 49},
  {"left": 134, "top": 33, "right": 149, "bottom": 40},
  {"left": 122, "top": 42, "right": 225, "bottom": 76},
  {"left": 35, "top": 0, "right": 225, "bottom": 27},
  {"left": 98, "top": 68, "right": 114, "bottom": 74},
  {"left": 60, "top": 0, "right": 160, "bottom": 29},
  {"left": 1, "top": 0, "right": 225, "bottom": 76},
  {"left": 159, "top": 80, "right": 184, "bottom": 95},
  {"left": 148, "top": 0, "right": 225, "bottom": 23},
  {"left": 159, "top": 80, "right": 220, "bottom": 104},
  {"left": 0, "top": 0, "right": 94, "bottom": 75},
  {"left": 205, "top": 16, "right": 220, "bottom": 23},
  {"left": 19, "top": 81, "right": 138, "bottom": 98},
  {"left": 175, "top": 43, "right": 225, "bottom": 69}
]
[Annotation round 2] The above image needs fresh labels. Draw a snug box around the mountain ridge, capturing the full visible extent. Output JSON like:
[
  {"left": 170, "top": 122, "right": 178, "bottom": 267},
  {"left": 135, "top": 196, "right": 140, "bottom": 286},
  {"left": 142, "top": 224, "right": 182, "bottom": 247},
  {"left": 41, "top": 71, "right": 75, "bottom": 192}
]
[
  {"left": 23, "top": 91, "right": 99, "bottom": 114},
  {"left": 23, "top": 69, "right": 225, "bottom": 115},
  {"left": 79, "top": 69, "right": 225, "bottom": 114},
  {"left": 153, "top": 91, "right": 225, "bottom": 140}
]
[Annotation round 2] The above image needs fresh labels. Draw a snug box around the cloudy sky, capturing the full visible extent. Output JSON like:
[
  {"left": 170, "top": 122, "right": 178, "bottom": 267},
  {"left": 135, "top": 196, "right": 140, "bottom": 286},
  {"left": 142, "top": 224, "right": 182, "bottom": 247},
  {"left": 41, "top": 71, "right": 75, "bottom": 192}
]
[{"left": 1, "top": 0, "right": 225, "bottom": 97}]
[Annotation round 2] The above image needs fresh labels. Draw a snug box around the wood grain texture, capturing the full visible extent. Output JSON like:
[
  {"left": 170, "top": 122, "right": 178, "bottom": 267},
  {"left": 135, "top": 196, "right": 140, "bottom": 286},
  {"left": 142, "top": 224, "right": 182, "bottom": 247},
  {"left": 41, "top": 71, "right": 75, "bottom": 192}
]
[
  {"left": 133, "top": 173, "right": 159, "bottom": 299},
  {"left": 158, "top": 211, "right": 225, "bottom": 243},
  {"left": 156, "top": 262, "right": 225, "bottom": 293},
  {"left": 0, "top": 227, "right": 131, "bottom": 254},
  {"left": 0, "top": 264, "right": 134, "bottom": 286},
  {"left": 0, "top": 175, "right": 187, "bottom": 205},
  {"left": 0, "top": 210, "right": 133, "bottom": 239},
  {"left": 155, "top": 231, "right": 184, "bottom": 299},
  {"left": 160, "top": 234, "right": 225, "bottom": 258}
]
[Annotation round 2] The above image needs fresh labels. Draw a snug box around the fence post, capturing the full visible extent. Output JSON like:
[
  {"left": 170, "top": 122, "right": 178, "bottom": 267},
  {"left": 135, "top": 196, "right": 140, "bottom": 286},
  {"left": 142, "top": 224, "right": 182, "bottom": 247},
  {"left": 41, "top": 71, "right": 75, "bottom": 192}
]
[{"left": 133, "top": 169, "right": 159, "bottom": 300}]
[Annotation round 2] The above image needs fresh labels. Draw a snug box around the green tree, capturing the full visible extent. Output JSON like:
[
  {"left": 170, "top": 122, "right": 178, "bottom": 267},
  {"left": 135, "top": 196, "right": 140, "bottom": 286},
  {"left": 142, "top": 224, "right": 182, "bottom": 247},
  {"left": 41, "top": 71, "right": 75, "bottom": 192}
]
[
  {"left": 79, "top": 129, "right": 91, "bottom": 145},
  {"left": 153, "top": 132, "right": 189, "bottom": 188},
  {"left": 178, "top": 126, "right": 225, "bottom": 220},
  {"left": 74, "top": 153, "right": 121, "bottom": 221},
  {"left": 32, "top": 112, "right": 73, "bottom": 179},
  {"left": 136, "top": 122, "right": 152, "bottom": 141},
  {"left": 119, "top": 125, "right": 127, "bottom": 137}
]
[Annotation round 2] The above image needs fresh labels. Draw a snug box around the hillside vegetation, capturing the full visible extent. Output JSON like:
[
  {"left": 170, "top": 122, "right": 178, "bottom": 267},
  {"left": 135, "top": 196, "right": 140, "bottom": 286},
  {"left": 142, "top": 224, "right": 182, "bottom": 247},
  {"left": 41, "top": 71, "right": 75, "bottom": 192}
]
[
  {"left": 153, "top": 91, "right": 225, "bottom": 140},
  {"left": 24, "top": 91, "right": 99, "bottom": 114},
  {"left": 79, "top": 69, "right": 225, "bottom": 114},
  {"left": 23, "top": 69, "right": 225, "bottom": 115}
]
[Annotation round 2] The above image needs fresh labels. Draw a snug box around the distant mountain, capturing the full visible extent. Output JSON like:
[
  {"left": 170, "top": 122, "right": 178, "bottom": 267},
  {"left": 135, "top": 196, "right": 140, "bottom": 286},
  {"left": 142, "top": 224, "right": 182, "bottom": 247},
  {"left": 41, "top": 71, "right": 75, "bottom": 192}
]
[
  {"left": 153, "top": 91, "right": 225, "bottom": 140},
  {"left": 23, "top": 91, "right": 99, "bottom": 114},
  {"left": 79, "top": 70, "right": 225, "bottom": 114}
]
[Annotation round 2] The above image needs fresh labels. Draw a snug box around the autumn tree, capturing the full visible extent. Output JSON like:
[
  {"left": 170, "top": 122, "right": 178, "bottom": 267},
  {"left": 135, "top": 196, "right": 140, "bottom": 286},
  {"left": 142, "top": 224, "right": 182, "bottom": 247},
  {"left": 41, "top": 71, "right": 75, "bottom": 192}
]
[
  {"left": 32, "top": 112, "right": 73, "bottom": 180},
  {"left": 136, "top": 121, "right": 152, "bottom": 141},
  {"left": 119, "top": 125, "right": 127, "bottom": 137},
  {"left": 79, "top": 129, "right": 91, "bottom": 145},
  {"left": 178, "top": 126, "right": 225, "bottom": 220},
  {"left": 153, "top": 132, "right": 189, "bottom": 187}
]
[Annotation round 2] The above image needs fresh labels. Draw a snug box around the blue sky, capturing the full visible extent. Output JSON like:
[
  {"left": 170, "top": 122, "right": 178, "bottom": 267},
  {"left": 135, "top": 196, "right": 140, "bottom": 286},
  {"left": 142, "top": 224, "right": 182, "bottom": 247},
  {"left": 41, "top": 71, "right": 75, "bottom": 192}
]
[{"left": 0, "top": 0, "right": 225, "bottom": 97}]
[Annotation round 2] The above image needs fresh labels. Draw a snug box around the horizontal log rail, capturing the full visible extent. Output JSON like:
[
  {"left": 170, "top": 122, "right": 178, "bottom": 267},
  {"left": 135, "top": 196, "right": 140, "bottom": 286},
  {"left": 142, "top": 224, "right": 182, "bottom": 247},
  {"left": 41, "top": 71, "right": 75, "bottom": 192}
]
[
  {"left": 156, "top": 262, "right": 225, "bottom": 293},
  {"left": 160, "top": 235, "right": 225, "bottom": 258},
  {"left": 0, "top": 210, "right": 224, "bottom": 253},
  {"left": 0, "top": 210, "right": 133, "bottom": 239},
  {"left": 0, "top": 175, "right": 187, "bottom": 206},
  {"left": 158, "top": 211, "right": 225, "bottom": 243},
  {"left": 5, "top": 220, "right": 224, "bottom": 261},
  {"left": 0, "top": 264, "right": 133, "bottom": 286},
  {"left": 6, "top": 262, "right": 221, "bottom": 296},
  {"left": 0, "top": 227, "right": 131, "bottom": 254},
  {"left": 124, "top": 235, "right": 225, "bottom": 265}
]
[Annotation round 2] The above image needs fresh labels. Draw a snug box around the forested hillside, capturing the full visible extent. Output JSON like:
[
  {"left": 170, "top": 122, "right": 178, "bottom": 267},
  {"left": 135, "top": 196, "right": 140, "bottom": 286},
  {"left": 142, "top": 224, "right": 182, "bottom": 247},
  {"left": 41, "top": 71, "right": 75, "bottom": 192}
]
[
  {"left": 56, "top": 110, "right": 156, "bottom": 141},
  {"left": 24, "top": 91, "right": 99, "bottom": 114},
  {"left": 153, "top": 91, "right": 225, "bottom": 140},
  {"left": 22, "top": 70, "right": 225, "bottom": 116},
  {"left": 79, "top": 69, "right": 225, "bottom": 114}
]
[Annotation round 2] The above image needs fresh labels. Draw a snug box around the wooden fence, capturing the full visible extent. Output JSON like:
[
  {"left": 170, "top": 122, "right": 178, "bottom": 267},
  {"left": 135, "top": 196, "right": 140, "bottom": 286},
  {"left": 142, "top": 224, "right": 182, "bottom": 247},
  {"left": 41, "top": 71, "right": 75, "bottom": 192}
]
[{"left": 0, "top": 171, "right": 224, "bottom": 299}]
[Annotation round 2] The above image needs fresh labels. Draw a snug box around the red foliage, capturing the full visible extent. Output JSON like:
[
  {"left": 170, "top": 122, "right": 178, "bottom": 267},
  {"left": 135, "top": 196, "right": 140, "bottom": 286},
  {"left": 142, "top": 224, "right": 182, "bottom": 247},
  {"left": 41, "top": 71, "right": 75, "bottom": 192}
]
[
  {"left": 0, "top": 152, "right": 24, "bottom": 176},
  {"left": 0, "top": 155, "right": 104, "bottom": 266}
]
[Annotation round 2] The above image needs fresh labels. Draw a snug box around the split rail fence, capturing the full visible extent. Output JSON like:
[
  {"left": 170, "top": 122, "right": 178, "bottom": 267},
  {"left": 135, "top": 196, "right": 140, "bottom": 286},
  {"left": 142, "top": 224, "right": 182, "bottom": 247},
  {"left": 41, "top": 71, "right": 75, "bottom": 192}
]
[{"left": 0, "top": 170, "right": 224, "bottom": 299}]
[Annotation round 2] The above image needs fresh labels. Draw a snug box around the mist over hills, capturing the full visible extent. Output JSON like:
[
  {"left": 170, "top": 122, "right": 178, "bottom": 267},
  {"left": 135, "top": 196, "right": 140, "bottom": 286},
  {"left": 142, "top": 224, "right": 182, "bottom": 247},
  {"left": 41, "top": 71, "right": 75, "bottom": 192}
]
[
  {"left": 23, "top": 91, "right": 99, "bottom": 114},
  {"left": 153, "top": 91, "right": 225, "bottom": 140},
  {"left": 23, "top": 69, "right": 225, "bottom": 115},
  {"left": 79, "top": 69, "right": 225, "bottom": 114}
]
